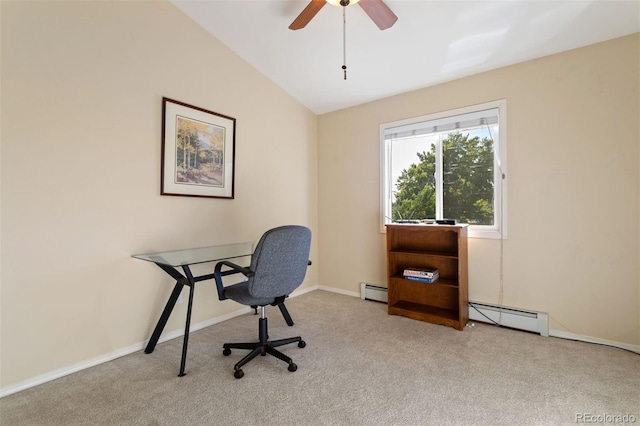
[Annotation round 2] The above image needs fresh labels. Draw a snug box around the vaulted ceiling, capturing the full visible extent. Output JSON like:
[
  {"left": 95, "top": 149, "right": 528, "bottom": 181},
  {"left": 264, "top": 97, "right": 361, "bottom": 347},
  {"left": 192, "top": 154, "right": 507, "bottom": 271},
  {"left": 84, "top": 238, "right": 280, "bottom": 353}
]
[{"left": 172, "top": 0, "right": 640, "bottom": 114}]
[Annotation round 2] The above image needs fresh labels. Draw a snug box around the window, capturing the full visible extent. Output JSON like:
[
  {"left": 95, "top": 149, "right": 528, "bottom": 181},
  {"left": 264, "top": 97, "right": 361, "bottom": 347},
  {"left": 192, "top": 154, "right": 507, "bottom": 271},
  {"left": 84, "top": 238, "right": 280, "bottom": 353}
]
[{"left": 380, "top": 100, "right": 507, "bottom": 239}]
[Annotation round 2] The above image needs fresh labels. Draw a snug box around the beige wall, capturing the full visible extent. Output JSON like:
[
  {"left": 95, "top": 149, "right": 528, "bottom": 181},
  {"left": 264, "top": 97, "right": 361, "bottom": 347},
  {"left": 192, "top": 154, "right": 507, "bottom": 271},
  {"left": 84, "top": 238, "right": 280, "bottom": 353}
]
[
  {"left": 0, "top": 1, "right": 318, "bottom": 390},
  {"left": 318, "top": 34, "right": 639, "bottom": 347}
]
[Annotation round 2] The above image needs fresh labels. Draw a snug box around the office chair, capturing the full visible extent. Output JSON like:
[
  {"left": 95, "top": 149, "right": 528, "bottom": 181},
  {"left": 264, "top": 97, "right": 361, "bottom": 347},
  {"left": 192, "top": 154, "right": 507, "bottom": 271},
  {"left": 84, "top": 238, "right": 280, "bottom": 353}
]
[{"left": 214, "top": 225, "right": 312, "bottom": 379}]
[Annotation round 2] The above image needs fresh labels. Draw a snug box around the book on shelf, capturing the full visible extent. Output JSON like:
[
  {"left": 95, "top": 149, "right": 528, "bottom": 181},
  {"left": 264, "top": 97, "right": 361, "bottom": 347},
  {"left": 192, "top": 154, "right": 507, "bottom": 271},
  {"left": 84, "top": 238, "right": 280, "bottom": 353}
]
[
  {"left": 405, "top": 275, "right": 439, "bottom": 283},
  {"left": 403, "top": 266, "right": 439, "bottom": 278}
]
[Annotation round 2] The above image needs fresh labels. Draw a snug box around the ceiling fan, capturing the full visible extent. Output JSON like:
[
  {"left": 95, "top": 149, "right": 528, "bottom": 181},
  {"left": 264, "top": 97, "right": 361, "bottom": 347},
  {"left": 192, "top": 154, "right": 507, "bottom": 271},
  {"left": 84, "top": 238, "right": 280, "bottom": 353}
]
[{"left": 289, "top": 0, "right": 398, "bottom": 31}]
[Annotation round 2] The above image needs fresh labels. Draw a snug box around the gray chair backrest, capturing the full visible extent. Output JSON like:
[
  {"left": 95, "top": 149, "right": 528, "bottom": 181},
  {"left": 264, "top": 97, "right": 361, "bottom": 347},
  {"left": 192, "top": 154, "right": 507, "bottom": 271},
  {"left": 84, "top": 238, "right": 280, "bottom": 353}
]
[{"left": 247, "top": 225, "right": 311, "bottom": 299}]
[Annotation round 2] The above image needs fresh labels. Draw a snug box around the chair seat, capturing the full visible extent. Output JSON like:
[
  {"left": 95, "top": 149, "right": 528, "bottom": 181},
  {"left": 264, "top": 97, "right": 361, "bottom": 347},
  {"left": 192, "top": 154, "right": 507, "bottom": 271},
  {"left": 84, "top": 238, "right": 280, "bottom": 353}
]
[{"left": 224, "top": 281, "right": 275, "bottom": 306}]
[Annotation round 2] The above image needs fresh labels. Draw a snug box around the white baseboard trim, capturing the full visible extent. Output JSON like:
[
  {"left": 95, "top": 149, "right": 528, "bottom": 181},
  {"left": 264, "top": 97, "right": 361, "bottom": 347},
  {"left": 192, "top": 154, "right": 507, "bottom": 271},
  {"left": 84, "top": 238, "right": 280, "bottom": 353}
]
[
  {"left": 317, "top": 285, "right": 360, "bottom": 298},
  {"left": 6, "top": 286, "right": 636, "bottom": 398},
  {"left": 549, "top": 329, "right": 640, "bottom": 355},
  {"left": 0, "top": 289, "right": 318, "bottom": 399},
  {"left": 1, "top": 342, "right": 147, "bottom": 399},
  {"left": 318, "top": 286, "right": 640, "bottom": 355},
  {"left": 290, "top": 285, "right": 319, "bottom": 297}
]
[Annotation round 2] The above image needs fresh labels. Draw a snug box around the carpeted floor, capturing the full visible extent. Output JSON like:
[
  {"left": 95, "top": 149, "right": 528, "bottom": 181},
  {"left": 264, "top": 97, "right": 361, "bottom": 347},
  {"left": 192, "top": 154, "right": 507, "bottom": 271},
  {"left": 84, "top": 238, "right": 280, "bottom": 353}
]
[{"left": 1, "top": 290, "right": 639, "bottom": 426}]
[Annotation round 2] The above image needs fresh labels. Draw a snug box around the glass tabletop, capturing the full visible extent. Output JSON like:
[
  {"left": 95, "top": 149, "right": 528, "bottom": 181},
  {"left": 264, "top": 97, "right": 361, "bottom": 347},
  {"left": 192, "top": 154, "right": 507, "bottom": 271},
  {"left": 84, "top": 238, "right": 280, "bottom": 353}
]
[{"left": 132, "top": 242, "right": 255, "bottom": 267}]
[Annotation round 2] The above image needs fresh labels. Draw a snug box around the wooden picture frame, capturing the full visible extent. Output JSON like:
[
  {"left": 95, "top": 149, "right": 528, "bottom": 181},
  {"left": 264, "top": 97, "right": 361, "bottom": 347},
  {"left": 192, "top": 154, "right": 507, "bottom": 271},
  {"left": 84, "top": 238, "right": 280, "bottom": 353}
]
[{"left": 161, "top": 97, "right": 236, "bottom": 199}]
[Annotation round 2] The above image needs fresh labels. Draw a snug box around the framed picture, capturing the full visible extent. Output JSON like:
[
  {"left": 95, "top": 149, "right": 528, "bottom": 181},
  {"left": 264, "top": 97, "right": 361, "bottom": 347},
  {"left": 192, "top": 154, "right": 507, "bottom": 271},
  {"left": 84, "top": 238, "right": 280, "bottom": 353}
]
[{"left": 161, "top": 97, "right": 236, "bottom": 199}]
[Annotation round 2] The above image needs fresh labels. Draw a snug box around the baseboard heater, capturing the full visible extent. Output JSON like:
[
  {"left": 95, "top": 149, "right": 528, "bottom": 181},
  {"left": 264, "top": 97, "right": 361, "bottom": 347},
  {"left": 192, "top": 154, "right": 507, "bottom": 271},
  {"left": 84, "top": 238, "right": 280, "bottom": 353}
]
[
  {"left": 360, "top": 283, "right": 549, "bottom": 337},
  {"left": 360, "top": 282, "right": 388, "bottom": 303},
  {"left": 469, "top": 302, "right": 549, "bottom": 336}
]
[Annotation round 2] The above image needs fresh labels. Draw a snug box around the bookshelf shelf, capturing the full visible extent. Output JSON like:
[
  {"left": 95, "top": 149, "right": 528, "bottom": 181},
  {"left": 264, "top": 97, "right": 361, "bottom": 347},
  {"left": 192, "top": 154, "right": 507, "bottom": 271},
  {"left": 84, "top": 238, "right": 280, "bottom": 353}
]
[
  {"left": 389, "top": 249, "right": 459, "bottom": 259},
  {"left": 389, "top": 301, "right": 459, "bottom": 324},
  {"left": 386, "top": 224, "right": 468, "bottom": 331},
  {"left": 390, "top": 275, "right": 459, "bottom": 288}
]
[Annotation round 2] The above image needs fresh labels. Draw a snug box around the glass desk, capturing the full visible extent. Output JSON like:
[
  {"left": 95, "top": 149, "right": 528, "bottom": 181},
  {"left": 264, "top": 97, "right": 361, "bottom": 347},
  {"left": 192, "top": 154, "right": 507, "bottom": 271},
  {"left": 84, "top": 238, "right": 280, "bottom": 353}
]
[{"left": 133, "top": 242, "right": 255, "bottom": 376}]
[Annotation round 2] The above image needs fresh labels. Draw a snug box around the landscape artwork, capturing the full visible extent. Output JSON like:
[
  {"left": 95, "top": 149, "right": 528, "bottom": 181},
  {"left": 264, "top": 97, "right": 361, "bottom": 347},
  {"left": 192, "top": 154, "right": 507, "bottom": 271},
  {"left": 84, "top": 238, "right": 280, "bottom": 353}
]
[
  {"left": 175, "top": 116, "right": 225, "bottom": 188},
  {"left": 161, "top": 98, "right": 235, "bottom": 199}
]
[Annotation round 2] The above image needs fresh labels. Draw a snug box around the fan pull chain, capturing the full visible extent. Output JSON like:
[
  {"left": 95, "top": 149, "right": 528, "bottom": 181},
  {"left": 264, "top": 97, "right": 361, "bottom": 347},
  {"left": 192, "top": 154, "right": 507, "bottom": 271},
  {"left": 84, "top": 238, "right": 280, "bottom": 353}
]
[{"left": 342, "top": 6, "right": 347, "bottom": 80}]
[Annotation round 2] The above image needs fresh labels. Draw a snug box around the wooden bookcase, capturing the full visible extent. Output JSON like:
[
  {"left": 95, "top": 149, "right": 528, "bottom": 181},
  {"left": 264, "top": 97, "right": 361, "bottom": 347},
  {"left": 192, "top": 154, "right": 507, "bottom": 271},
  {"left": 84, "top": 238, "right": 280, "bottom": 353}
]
[{"left": 386, "top": 224, "right": 468, "bottom": 331}]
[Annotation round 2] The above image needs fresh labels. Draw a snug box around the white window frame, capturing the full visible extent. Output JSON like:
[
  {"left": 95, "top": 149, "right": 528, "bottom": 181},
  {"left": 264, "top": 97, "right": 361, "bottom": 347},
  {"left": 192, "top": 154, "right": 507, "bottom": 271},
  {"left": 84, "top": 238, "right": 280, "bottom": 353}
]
[{"left": 379, "top": 100, "right": 507, "bottom": 239}]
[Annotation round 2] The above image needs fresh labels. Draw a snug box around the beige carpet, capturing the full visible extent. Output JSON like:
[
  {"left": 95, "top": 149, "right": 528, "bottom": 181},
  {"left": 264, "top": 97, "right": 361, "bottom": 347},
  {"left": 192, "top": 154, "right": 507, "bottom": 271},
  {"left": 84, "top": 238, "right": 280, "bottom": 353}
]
[{"left": 1, "top": 290, "right": 639, "bottom": 426}]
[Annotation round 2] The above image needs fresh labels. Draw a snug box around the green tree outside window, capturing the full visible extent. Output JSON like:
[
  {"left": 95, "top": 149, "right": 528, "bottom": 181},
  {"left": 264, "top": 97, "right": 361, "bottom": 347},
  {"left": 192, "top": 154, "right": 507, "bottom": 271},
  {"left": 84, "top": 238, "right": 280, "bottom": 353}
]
[{"left": 392, "top": 133, "right": 494, "bottom": 225}]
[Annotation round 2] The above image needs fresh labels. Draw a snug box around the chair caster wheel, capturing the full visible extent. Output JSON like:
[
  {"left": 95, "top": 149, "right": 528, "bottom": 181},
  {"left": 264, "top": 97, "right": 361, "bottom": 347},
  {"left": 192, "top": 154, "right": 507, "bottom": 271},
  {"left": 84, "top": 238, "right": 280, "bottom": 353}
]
[
  {"left": 234, "top": 369, "right": 244, "bottom": 379},
  {"left": 298, "top": 340, "right": 306, "bottom": 348},
  {"left": 288, "top": 363, "right": 297, "bottom": 372},
  {"left": 223, "top": 348, "right": 231, "bottom": 356}
]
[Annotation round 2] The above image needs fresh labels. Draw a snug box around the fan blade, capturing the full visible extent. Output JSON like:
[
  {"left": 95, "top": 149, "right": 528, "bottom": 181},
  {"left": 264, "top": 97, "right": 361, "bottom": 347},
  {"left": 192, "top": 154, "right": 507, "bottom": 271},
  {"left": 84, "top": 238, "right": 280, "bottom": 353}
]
[
  {"left": 358, "top": 0, "right": 398, "bottom": 30},
  {"left": 289, "top": 0, "right": 326, "bottom": 30}
]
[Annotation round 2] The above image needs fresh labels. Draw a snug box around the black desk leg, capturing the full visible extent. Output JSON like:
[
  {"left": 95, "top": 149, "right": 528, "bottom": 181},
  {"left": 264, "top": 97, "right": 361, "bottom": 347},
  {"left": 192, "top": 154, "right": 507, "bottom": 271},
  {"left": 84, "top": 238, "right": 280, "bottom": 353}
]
[
  {"left": 145, "top": 282, "right": 184, "bottom": 354},
  {"left": 178, "top": 266, "right": 196, "bottom": 377}
]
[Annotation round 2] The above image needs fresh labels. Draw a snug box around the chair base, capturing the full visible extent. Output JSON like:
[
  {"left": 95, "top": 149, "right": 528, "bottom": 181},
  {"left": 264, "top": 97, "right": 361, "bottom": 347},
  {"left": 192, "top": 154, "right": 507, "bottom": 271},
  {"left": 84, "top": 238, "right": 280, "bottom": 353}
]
[{"left": 223, "top": 317, "right": 305, "bottom": 379}]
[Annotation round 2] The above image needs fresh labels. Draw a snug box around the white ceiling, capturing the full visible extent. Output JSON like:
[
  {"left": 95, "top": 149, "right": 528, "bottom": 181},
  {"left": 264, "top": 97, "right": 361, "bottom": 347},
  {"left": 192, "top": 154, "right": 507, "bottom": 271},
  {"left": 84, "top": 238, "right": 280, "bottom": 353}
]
[{"left": 171, "top": 0, "right": 640, "bottom": 114}]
